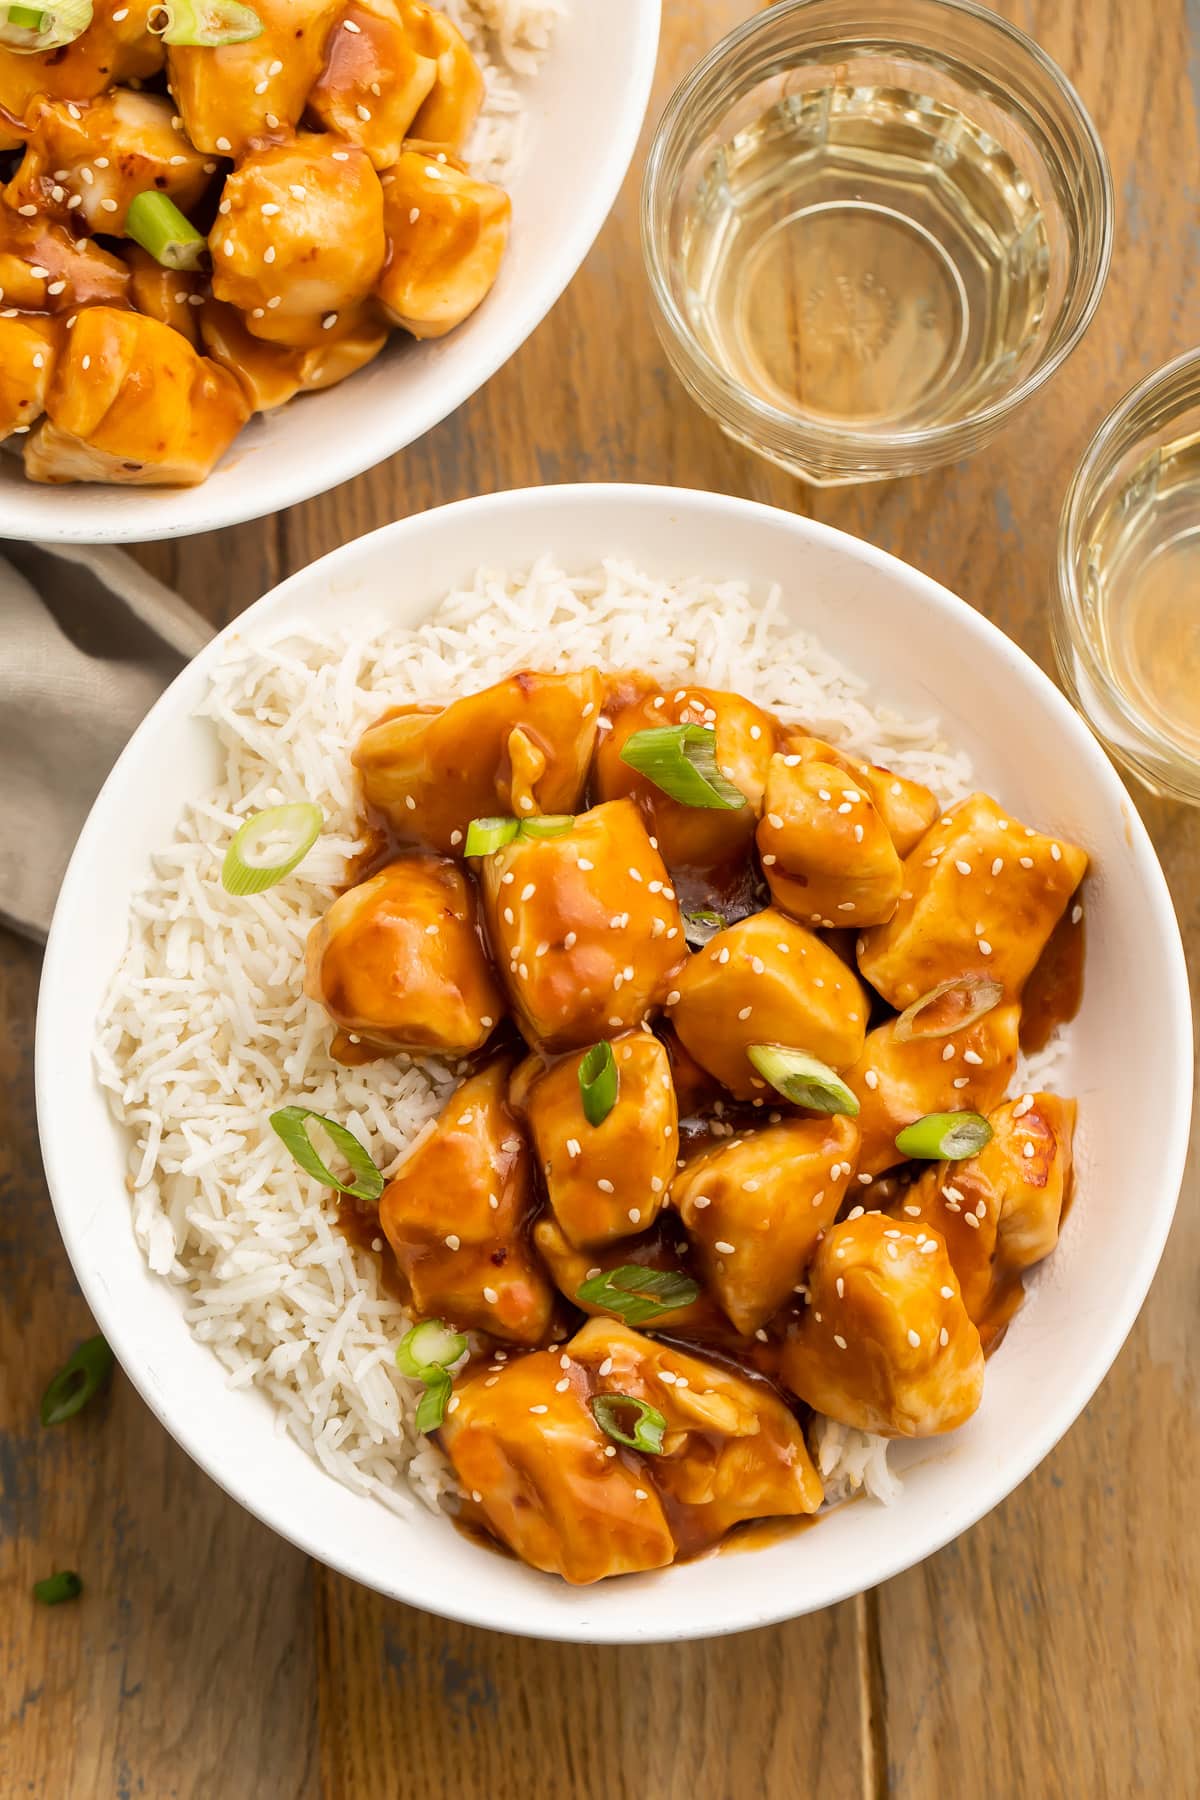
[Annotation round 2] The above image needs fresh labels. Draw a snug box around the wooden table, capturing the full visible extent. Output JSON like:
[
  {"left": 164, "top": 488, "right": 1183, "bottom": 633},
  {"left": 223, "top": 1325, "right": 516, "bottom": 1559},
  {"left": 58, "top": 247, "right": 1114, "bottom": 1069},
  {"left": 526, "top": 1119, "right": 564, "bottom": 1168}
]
[{"left": 4, "top": 3, "right": 1199, "bottom": 1794}]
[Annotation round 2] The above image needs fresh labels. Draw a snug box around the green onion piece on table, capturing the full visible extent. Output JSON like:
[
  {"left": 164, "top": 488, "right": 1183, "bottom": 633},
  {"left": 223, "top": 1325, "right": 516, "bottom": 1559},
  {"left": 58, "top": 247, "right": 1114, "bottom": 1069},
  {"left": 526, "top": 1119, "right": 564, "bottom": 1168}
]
[
  {"left": 221, "top": 801, "right": 322, "bottom": 895},
  {"left": 576, "top": 1265, "right": 700, "bottom": 1326},
  {"left": 682, "top": 906, "right": 726, "bottom": 947},
  {"left": 395, "top": 1318, "right": 468, "bottom": 1433},
  {"left": 0, "top": 0, "right": 90, "bottom": 51},
  {"left": 149, "top": 0, "right": 262, "bottom": 44},
  {"left": 893, "top": 974, "right": 1004, "bottom": 1044},
  {"left": 269, "top": 1105, "right": 384, "bottom": 1202},
  {"left": 578, "top": 1040, "right": 618, "bottom": 1127},
  {"left": 517, "top": 814, "right": 574, "bottom": 840},
  {"left": 746, "top": 1044, "right": 860, "bottom": 1117},
  {"left": 40, "top": 1335, "right": 114, "bottom": 1426},
  {"left": 464, "top": 816, "right": 520, "bottom": 856},
  {"left": 619, "top": 724, "right": 747, "bottom": 810},
  {"left": 590, "top": 1393, "right": 667, "bottom": 1455},
  {"left": 895, "top": 1111, "right": 993, "bottom": 1161},
  {"left": 33, "top": 1570, "right": 83, "bottom": 1605},
  {"left": 125, "top": 191, "right": 209, "bottom": 272}
]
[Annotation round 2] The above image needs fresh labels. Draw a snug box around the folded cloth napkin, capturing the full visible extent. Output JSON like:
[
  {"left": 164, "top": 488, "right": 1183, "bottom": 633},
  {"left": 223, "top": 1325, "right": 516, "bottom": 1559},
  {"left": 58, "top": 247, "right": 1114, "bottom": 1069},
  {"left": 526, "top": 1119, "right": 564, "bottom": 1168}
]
[{"left": 0, "top": 541, "right": 212, "bottom": 942}]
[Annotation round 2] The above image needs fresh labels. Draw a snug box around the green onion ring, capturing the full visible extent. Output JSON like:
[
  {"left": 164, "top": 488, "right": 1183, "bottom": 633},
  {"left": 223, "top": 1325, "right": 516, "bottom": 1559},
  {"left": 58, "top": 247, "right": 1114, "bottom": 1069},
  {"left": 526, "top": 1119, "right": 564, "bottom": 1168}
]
[
  {"left": 591, "top": 1393, "right": 667, "bottom": 1454},
  {"left": 895, "top": 1111, "right": 994, "bottom": 1161},
  {"left": 576, "top": 1265, "right": 700, "bottom": 1325},
  {"left": 682, "top": 906, "right": 726, "bottom": 947},
  {"left": 517, "top": 814, "right": 574, "bottom": 840},
  {"left": 464, "top": 816, "right": 519, "bottom": 856},
  {"left": 33, "top": 1571, "right": 83, "bottom": 1605},
  {"left": 396, "top": 1319, "right": 468, "bottom": 1433},
  {"left": 269, "top": 1106, "right": 383, "bottom": 1202},
  {"left": 746, "top": 1044, "right": 860, "bottom": 1116},
  {"left": 0, "top": 0, "right": 90, "bottom": 52},
  {"left": 221, "top": 802, "right": 322, "bottom": 895},
  {"left": 149, "top": 0, "right": 263, "bottom": 44},
  {"left": 40, "top": 1335, "right": 114, "bottom": 1426},
  {"left": 578, "top": 1040, "right": 618, "bottom": 1127},
  {"left": 893, "top": 975, "right": 1004, "bottom": 1044},
  {"left": 619, "top": 724, "right": 747, "bottom": 811},
  {"left": 126, "top": 190, "right": 208, "bottom": 272}
]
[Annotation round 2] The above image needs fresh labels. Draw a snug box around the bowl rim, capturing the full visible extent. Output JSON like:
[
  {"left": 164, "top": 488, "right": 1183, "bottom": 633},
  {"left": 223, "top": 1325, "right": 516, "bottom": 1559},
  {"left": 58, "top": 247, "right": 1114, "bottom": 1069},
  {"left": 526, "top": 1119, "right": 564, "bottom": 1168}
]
[
  {"left": 1, "top": 4, "right": 661, "bottom": 544},
  {"left": 640, "top": 0, "right": 1114, "bottom": 459},
  {"left": 35, "top": 482, "right": 1193, "bottom": 1642}
]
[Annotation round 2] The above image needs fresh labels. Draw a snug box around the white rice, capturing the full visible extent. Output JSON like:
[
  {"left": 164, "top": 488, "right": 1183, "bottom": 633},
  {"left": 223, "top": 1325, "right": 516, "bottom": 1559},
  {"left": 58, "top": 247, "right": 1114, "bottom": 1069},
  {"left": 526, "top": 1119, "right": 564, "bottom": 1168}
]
[
  {"left": 97, "top": 556, "right": 1049, "bottom": 1526},
  {"left": 450, "top": 0, "right": 568, "bottom": 181}
]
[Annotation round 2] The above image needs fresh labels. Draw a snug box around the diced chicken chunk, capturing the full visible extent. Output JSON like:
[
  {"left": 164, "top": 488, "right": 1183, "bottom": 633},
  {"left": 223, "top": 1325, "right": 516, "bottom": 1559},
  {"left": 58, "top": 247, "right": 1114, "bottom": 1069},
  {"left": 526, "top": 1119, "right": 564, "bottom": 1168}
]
[
  {"left": 440, "top": 1351, "right": 676, "bottom": 1584},
  {"left": 401, "top": 1, "right": 485, "bottom": 149},
  {"left": 0, "top": 213, "right": 129, "bottom": 313},
  {"left": 673, "top": 1115, "right": 860, "bottom": 1334},
  {"left": 666, "top": 909, "right": 868, "bottom": 1099},
  {"left": 757, "top": 753, "right": 903, "bottom": 927},
  {"left": 168, "top": 0, "right": 343, "bottom": 157},
  {"left": 378, "top": 1059, "right": 553, "bottom": 1344},
  {"left": 0, "top": 1, "right": 163, "bottom": 150},
  {"left": 375, "top": 150, "right": 509, "bottom": 339},
  {"left": 26, "top": 307, "right": 247, "bottom": 486},
  {"left": 842, "top": 1001, "right": 1020, "bottom": 1176},
  {"left": 593, "top": 678, "right": 779, "bottom": 875},
  {"left": 310, "top": 1, "right": 438, "bottom": 169},
  {"left": 858, "top": 792, "right": 1089, "bottom": 1006},
  {"left": 513, "top": 1033, "right": 677, "bottom": 1247},
  {"left": 785, "top": 734, "right": 939, "bottom": 858},
  {"left": 304, "top": 854, "right": 502, "bottom": 1056},
  {"left": 127, "top": 249, "right": 203, "bottom": 347},
  {"left": 478, "top": 800, "right": 686, "bottom": 1052},
  {"left": 201, "top": 297, "right": 386, "bottom": 409},
  {"left": 780, "top": 1214, "right": 984, "bottom": 1437},
  {"left": 7, "top": 92, "right": 212, "bottom": 236},
  {"left": 571, "top": 1319, "right": 823, "bottom": 1554},
  {"left": 354, "top": 669, "right": 602, "bottom": 852},
  {"left": 0, "top": 314, "right": 60, "bottom": 439},
  {"left": 211, "top": 135, "right": 386, "bottom": 350}
]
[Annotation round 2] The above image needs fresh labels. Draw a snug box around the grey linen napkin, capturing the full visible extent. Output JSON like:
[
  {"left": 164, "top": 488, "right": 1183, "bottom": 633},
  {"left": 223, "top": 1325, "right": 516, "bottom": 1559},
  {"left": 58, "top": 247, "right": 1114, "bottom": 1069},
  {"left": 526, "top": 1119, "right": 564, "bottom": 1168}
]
[{"left": 0, "top": 542, "right": 212, "bottom": 942}]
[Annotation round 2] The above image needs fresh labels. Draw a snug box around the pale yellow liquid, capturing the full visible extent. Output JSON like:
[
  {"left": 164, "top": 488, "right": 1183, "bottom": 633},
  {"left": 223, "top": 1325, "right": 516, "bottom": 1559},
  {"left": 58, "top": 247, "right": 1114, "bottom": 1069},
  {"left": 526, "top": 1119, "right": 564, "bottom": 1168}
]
[
  {"left": 679, "top": 85, "right": 1052, "bottom": 429},
  {"left": 1084, "top": 432, "right": 1200, "bottom": 756}
]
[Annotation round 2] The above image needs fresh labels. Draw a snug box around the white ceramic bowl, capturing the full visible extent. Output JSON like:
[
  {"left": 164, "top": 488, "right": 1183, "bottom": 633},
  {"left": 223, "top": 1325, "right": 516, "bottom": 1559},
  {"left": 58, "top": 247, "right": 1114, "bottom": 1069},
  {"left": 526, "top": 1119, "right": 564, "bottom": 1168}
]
[
  {"left": 37, "top": 484, "right": 1192, "bottom": 1643},
  {"left": 0, "top": 6, "right": 659, "bottom": 544}
]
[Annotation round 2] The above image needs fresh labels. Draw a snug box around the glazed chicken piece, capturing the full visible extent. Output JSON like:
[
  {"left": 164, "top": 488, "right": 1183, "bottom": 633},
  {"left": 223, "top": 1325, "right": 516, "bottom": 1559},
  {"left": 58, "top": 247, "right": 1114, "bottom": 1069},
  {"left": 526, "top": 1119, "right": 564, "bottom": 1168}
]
[
  {"left": 673, "top": 1115, "right": 860, "bottom": 1335},
  {"left": 309, "top": 0, "right": 440, "bottom": 170},
  {"left": 201, "top": 298, "right": 386, "bottom": 409},
  {"left": 401, "top": 1, "right": 485, "bottom": 150},
  {"left": 211, "top": 135, "right": 386, "bottom": 350},
  {"left": 168, "top": 0, "right": 343, "bottom": 157},
  {"left": 533, "top": 1214, "right": 731, "bottom": 1341},
  {"left": 513, "top": 1032, "right": 677, "bottom": 1248},
  {"left": 842, "top": 1000, "right": 1020, "bottom": 1177},
  {"left": 780, "top": 1213, "right": 985, "bottom": 1437},
  {"left": 571, "top": 1319, "right": 824, "bottom": 1555},
  {"left": 6, "top": 92, "right": 213, "bottom": 236},
  {"left": 354, "top": 669, "right": 602, "bottom": 852},
  {"left": 757, "top": 752, "right": 903, "bottom": 928},
  {"left": 478, "top": 800, "right": 686, "bottom": 1052},
  {"left": 378, "top": 1059, "right": 554, "bottom": 1344},
  {"left": 25, "top": 306, "right": 248, "bottom": 485},
  {"left": 375, "top": 149, "right": 510, "bottom": 339},
  {"left": 0, "top": 314, "right": 60, "bottom": 439},
  {"left": 440, "top": 1350, "right": 677, "bottom": 1583},
  {"left": 666, "top": 908, "right": 868, "bottom": 1099},
  {"left": 784, "top": 735, "right": 939, "bottom": 858},
  {"left": 127, "top": 249, "right": 203, "bottom": 348},
  {"left": 893, "top": 1093, "right": 1076, "bottom": 1342},
  {"left": 304, "top": 855, "right": 502, "bottom": 1057},
  {"left": 0, "top": 213, "right": 129, "bottom": 313},
  {"left": 593, "top": 678, "right": 779, "bottom": 876},
  {"left": 0, "top": 1, "right": 163, "bottom": 150},
  {"left": 858, "top": 792, "right": 1089, "bottom": 1007}
]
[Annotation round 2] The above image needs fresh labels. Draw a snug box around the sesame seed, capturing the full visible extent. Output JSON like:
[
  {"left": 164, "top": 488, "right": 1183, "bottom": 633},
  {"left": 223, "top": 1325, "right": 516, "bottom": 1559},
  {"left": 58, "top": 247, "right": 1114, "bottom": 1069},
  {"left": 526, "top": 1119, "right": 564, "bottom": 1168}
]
[
  {"left": 715, "top": 1240, "right": 736, "bottom": 1255},
  {"left": 261, "top": 201, "right": 281, "bottom": 216},
  {"left": 216, "top": 137, "right": 232, "bottom": 152},
  {"left": 598, "top": 1356, "right": 614, "bottom": 1376},
  {"left": 692, "top": 1195, "right": 711, "bottom": 1209},
  {"left": 16, "top": 204, "right": 37, "bottom": 217},
  {"left": 854, "top": 824, "right": 864, "bottom": 843},
  {"left": 67, "top": 194, "right": 82, "bottom": 208},
  {"left": 991, "top": 857, "right": 1004, "bottom": 876},
  {"left": 834, "top": 1334, "right": 848, "bottom": 1350},
  {"left": 837, "top": 802, "right": 853, "bottom": 815},
  {"left": 818, "top": 788, "right": 831, "bottom": 801},
  {"left": 483, "top": 1286, "right": 499, "bottom": 1304},
  {"left": 846, "top": 1205, "right": 865, "bottom": 1221},
  {"left": 837, "top": 902, "right": 856, "bottom": 912},
  {"left": 942, "top": 1043, "right": 956, "bottom": 1062},
  {"left": 81, "top": 354, "right": 91, "bottom": 370},
  {"left": 978, "top": 940, "right": 992, "bottom": 956},
  {"left": 46, "top": 280, "right": 65, "bottom": 295},
  {"left": 268, "top": 57, "right": 283, "bottom": 74},
  {"left": 953, "top": 1077, "right": 969, "bottom": 1088},
  {"left": 564, "top": 931, "right": 577, "bottom": 949},
  {"left": 332, "top": 150, "right": 349, "bottom": 161},
  {"left": 529, "top": 1404, "right": 548, "bottom": 1414},
  {"left": 964, "top": 1213, "right": 980, "bottom": 1230},
  {"left": 962, "top": 1049, "right": 983, "bottom": 1066},
  {"left": 761, "top": 853, "right": 777, "bottom": 866},
  {"left": 289, "top": 184, "right": 307, "bottom": 200},
  {"left": 264, "top": 246, "right": 276, "bottom": 263},
  {"left": 1019, "top": 855, "right": 1034, "bottom": 868},
  {"left": 737, "top": 1005, "right": 752, "bottom": 1020},
  {"left": 907, "top": 1328, "right": 921, "bottom": 1347},
  {"left": 31, "top": 351, "right": 43, "bottom": 369},
  {"left": 628, "top": 1208, "right": 640, "bottom": 1223},
  {"left": 444, "top": 1233, "right": 460, "bottom": 1250},
  {"left": 939, "top": 1326, "right": 949, "bottom": 1346},
  {"left": 767, "top": 812, "right": 784, "bottom": 829},
  {"left": 222, "top": 238, "right": 234, "bottom": 256},
  {"left": 265, "top": 113, "right": 280, "bottom": 128},
  {"left": 502, "top": 907, "right": 514, "bottom": 924},
  {"left": 1023, "top": 1141, "right": 1036, "bottom": 1159},
  {"left": 343, "top": 15, "right": 361, "bottom": 28},
  {"left": 955, "top": 859, "right": 972, "bottom": 875},
  {"left": 597, "top": 1178, "right": 614, "bottom": 1194},
  {"left": 1050, "top": 843, "right": 1062, "bottom": 861},
  {"left": 254, "top": 78, "right": 268, "bottom": 94},
  {"left": 480, "top": 1016, "right": 493, "bottom": 1029},
  {"left": 577, "top": 858, "right": 594, "bottom": 871},
  {"left": 520, "top": 882, "right": 536, "bottom": 900}
]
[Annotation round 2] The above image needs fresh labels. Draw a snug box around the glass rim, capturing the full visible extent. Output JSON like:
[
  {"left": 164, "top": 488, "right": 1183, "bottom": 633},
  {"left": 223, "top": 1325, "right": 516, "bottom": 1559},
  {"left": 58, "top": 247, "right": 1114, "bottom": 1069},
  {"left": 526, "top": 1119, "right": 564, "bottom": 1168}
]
[
  {"left": 640, "top": 0, "right": 1115, "bottom": 460},
  {"left": 1055, "top": 343, "right": 1200, "bottom": 782}
]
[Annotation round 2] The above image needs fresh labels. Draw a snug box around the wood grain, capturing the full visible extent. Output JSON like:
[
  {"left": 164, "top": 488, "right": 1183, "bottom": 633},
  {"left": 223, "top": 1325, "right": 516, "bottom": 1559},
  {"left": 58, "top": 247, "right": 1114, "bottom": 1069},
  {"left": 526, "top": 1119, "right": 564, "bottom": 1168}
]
[{"left": 3, "top": 2, "right": 1198, "bottom": 1795}]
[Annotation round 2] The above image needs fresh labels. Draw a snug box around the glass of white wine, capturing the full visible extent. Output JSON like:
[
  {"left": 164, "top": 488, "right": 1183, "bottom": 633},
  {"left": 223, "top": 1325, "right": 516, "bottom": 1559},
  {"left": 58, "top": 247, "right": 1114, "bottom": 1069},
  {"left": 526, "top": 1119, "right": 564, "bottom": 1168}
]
[
  {"left": 642, "top": 0, "right": 1113, "bottom": 485},
  {"left": 1056, "top": 349, "right": 1200, "bottom": 803}
]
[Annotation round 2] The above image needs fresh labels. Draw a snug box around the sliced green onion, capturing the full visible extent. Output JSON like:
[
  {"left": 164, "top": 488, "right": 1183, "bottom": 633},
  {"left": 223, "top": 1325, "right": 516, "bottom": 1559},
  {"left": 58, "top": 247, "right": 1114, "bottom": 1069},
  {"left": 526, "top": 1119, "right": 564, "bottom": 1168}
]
[
  {"left": 895, "top": 1111, "right": 994, "bottom": 1160},
  {"left": 0, "top": 0, "right": 90, "bottom": 52},
  {"left": 576, "top": 1265, "right": 700, "bottom": 1325},
  {"left": 893, "top": 975, "right": 1004, "bottom": 1044},
  {"left": 591, "top": 1393, "right": 666, "bottom": 1454},
  {"left": 269, "top": 1105, "right": 383, "bottom": 1202},
  {"left": 464, "top": 816, "right": 519, "bottom": 856},
  {"left": 40, "top": 1336, "right": 114, "bottom": 1427},
  {"left": 33, "top": 1571, "right": 82, "bottom": 1606},
  {"left": 746, "top": 1044, "right": 860, "bottom": 1116},
  {"left": 620, "top": 725, "right": 747, "bottom": 810},
  {"left": 126, "top": 190, "right": 208, "bottom": 272},
  {"left": 396, "top": 1318, "right": 468, "bottom": 1433},
  {"left": 149, "top": 0, "right": 263, "bottom": 44},
  {"left": 682, "top": 906, "right": 726, "bottom": 947},
  {"left": 221, "top": 802, "right": 322, "bottom": 895},
  {"left": 518, "top": 813, "right": 574, "bottom": 839},
  {"left": 578, "top": 1040, "right": 618, "bottom": 1127}
]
